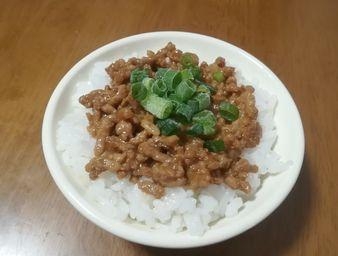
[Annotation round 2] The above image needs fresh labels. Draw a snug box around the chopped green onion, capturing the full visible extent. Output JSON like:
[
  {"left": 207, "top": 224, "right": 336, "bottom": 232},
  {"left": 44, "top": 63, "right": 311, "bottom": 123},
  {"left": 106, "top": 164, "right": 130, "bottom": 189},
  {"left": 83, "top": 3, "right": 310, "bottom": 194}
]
[
  {"left": 152, "top": 79, "right": 167, "bottom": 97},
  {"left": 203, "top": 140, "right": 225, "bottom": 152},
  {"left": 130, "top": 63, "right": 220, "bottom": 138},
  {"left": 141, "top": 94, "right": 173, "bottom": 119},
  {"left": 142, "top": 77, "right": 154, "bottom": 91},
  {"left": 168, "top": 93, "right": 180, "bottom": 101},
  {"left": 180, "top": 67, "right": 201, "bottom": 81},
  {"left": 196, "top": 85, "right": 209, "bottom": 93},
  {"left": 213, "top": 70, "right": 224, "bottom": 82},
  {"left": 131, "top": 82, "right": 148, "bottom": 101},
  {"left": 195, "top": 80, "right": 216, "bottom": 94},
  {"left": 192, "top": 110, "right": 216, "bottom": 125},
  {"left": 180, "top": 69, "right": 194, "bottom": 80},
  {"left": 156, "top": 118, "right": 180, "bottom": 135},
  {"left": 187, "top": 123, "right": 204, "bottom": 136},
  {"left": 180, "top": 53, "right": 198, "bottom": 68},
  {"left": 130, "top": 69, "right": 148, "bottom": 83},
  {"left": 192, "top": 110, "right": 217, "bottom": 136},
  {"left": 202, "top": 125, "right": 216, "bottom": 136},
  {"left": 175, "top": 80, "right": 196, "bottom": 102},
  {"left": 174, "top": 103, "right": 193, "bottom": 123},
  {"left": 155, "top": 68, "right": 169, "bottom": 79},
  {"left": 196, "top": 83, "right": 216, "bottom": 94},
  {"left": 189, "top": 66, "right": 201, "bottom": 80},
  {"left": 168, "top": 94, "right": 182, "bottom": 109},
  {"left": 219, "top": 101, "right": 239, "bottom": 122},
  {"left": 187, "top": 99, "right": 199, "bottom": 114},
  {"left": 193, "top": 93, "right": 210, "bottom": 111},
  {"left": 162, "top": 69, "right": 182, "bottom": 91}
]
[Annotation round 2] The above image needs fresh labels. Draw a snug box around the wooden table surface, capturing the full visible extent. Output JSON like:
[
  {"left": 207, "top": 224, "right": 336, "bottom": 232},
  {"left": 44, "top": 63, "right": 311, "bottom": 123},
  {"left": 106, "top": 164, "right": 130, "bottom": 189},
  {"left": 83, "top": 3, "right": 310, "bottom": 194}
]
[{"left": 1, "top": 0, "right": 337, "bottom": 255}]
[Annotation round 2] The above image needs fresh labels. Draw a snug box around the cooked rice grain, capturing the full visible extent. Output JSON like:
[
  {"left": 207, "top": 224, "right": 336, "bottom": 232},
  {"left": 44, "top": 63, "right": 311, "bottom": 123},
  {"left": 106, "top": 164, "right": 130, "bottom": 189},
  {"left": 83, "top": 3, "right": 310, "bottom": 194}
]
[{"left": 56, "top": 62, "right": 290, "bottom": 235}]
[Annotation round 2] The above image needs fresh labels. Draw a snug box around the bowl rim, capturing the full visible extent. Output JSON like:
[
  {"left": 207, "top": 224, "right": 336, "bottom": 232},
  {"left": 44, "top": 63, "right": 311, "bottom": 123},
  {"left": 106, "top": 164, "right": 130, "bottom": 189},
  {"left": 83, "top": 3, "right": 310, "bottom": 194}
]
[{"left": 42, "top": 31, "right": 305, "bottom": 248}]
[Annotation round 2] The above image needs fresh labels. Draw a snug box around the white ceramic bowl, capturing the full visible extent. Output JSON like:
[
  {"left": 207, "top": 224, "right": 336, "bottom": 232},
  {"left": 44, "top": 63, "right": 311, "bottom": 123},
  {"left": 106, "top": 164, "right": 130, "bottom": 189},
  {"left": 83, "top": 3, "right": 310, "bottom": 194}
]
[{"left": 42, "top": 31, "right": 304, "bottom": 248}]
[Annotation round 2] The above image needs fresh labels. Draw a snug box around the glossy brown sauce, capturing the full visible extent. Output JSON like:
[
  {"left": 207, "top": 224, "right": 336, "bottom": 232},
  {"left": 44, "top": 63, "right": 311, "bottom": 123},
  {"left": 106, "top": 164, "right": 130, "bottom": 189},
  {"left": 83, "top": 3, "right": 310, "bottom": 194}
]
[{"left": 79, "top": 43, "right": 261, "bottom": 198}]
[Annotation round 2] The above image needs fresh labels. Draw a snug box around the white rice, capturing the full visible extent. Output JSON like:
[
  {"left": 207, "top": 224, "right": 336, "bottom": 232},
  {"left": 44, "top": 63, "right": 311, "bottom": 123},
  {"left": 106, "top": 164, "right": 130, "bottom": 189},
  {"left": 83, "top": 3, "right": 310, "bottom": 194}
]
[{"left": 56, "top": 62, "right": 291, "bottom": 236}]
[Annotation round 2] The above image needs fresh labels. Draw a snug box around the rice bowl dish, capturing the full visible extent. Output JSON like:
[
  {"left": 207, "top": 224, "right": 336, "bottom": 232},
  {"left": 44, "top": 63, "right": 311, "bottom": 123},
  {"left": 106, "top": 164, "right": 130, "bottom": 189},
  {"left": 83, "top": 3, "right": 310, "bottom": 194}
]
[{"left": 42, "top": 32, "right": 304, "bottom": 247}]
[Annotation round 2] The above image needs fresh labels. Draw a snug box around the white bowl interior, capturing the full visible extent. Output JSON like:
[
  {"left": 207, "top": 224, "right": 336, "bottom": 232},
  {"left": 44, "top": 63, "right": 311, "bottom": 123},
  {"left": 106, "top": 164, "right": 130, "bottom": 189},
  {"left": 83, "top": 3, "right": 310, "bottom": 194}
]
[{"left": 42, "top": 32, "right": 304, "bottom": 248}]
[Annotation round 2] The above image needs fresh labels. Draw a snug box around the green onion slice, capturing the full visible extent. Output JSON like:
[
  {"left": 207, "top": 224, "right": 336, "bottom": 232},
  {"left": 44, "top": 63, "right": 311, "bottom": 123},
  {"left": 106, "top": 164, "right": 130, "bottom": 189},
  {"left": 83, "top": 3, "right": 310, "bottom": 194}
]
[
  {"left": 131, "top": 82, "right": 148, "bottom": 101},
  {"left": 168, "top": 93, "right": 181, "bottom": 104},
  {"left": 187, "top": 123, "right": 204, "bottom": 136},
  {"left": 196, "top": 85, "right": 210, "bottom": 93},
  {"left": 192, "top": 110, "right": 216, "bottom": 125},
  {"left": 141, "top": 94, "right": 173, "bottom": 119},
  {"left": 202, "top": 125, "right": 216, "bottom": 136},
  {"left": 174, "top": 103, "right": 193, "bottom": 123},
  {"left": 155, "top": 68, "right": 169, "bottom": 79},
  {"left": 152, "top": 79, "right": 167, "bottom": 97},
  {"left": 162, "top": 69, "right": 182, "bottom": 91},
  {"left": 219, "top": 101, "right": 239, "bottom": 122},
  {"left": 187, "top": 99, "right": 199, "bottom": 114},
  {"left": 213, "top": 70, "right": 224, "bottom": 82},
  {"left": 203, "top": 140, "right": 225, "bottom": 152},
  {"left": 175, "top": 80, "right": 196, "bottom": 102},
  {"left": 180, "top": 67, "right": 201, "bottom": 81},
  {"left": 189, "top": 66, "right": 201, "bottom": 80},
  {"left": 156, "top": 118, "right": 180, "bottom": 135},
  {"left": 193, "top": 93, "right": 211, "bottom": 111},
  {"left": 192, "top": 110, "right": 217, "bottom": 135},
  {"left": 195, "top": 80, "right": 216, "bottom": 94},
  {"left": 180, "top": 69, "right": 194, "bottom": 80},
  {"left": 142, "top": 77, "right": 154, "bottom": 91},
  {"left": 130, "top": 69, "right": 149, "bottom": 83},
  {"left": 180, "top": 52, "right": 198, "bottom": 68}
]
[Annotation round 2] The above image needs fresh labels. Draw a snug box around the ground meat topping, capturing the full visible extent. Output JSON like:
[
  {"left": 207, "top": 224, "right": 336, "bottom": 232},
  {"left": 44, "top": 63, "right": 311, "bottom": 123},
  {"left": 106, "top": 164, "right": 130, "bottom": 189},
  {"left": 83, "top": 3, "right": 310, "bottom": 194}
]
[{"left": 80, "top": 43, "right": 261, "bottom": 198}]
